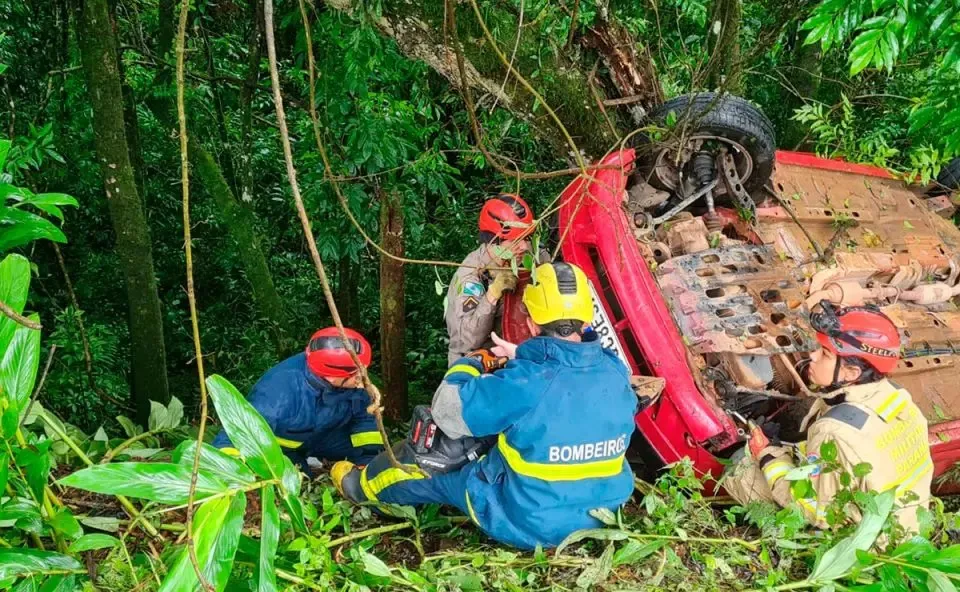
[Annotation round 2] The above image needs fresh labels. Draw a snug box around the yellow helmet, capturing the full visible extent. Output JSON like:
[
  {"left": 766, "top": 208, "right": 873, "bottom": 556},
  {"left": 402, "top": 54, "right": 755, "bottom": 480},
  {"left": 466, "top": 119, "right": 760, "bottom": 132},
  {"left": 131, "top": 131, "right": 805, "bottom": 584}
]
[{"left": 522, "top": 262, "right": 594, "bottom": 326}]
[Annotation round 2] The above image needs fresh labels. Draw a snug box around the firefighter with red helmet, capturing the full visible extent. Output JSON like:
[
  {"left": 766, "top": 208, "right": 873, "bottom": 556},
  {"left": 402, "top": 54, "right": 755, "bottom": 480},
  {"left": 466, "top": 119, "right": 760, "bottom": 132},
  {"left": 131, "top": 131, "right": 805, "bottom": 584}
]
[
  {"left": 213, "top": 327, "right": 383, "bottom": 469},
  {"left": 445, "top": 194, "right": 543, "bottom": 364},
  {"left": 725, "top": 302, "right": 933, "bottom": 532}
]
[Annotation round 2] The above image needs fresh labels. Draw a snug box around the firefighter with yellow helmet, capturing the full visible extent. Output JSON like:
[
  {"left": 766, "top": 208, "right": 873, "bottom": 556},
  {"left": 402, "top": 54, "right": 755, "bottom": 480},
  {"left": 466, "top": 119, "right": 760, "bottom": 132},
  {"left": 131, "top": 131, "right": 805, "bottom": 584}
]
[
  {"left": 724, "top": 302, "right": 932, "bottom": 532},
  {"left": 332, "top": 262, "right": 637, "bottom": 549}
]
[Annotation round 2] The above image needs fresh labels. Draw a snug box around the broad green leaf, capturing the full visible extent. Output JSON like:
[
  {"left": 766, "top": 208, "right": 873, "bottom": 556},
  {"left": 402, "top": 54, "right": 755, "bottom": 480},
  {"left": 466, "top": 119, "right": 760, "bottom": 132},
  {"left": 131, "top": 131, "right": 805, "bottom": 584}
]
[
  {"left": 148, "top": 401, "right": 168, "bottom": 431},
  {"left": 556, "top": 528, "right": 630, "bottom": 556},
  {"left": 921, "top": 545, "right": 960, "bottom": 571},
  {"left": 116, "top": 415, "right": 140, "bottom": 438},
  {"left": 166, "top": 396, "right": 184, "bottom": 428},
  {"left": 928, "top": 569, "right": 957, "bottom": 592},
  {"left": 0, "top": 549, "right": 81, "bottom": 580},
  {"left": 172, "top": 441, "right": 257, "bottom": 486},
  {"left": 576, "top": 542, "right": 615, "bottom": 589},
  {"left": 362, "top": 552, "right": 392, "bottom": 578},
  {"left": 159, "top": 492, "right": 246, "bottom": 592},
  {"left": 0, "top": 451, "right": 7, "bottom": 493},
  {"left": 820, "top": 440, "right": 838, "bottom": 463},
  {"left": 12, "top": 577, "right": 36, "bottom": 592},
  {"left": 0, "top": 206, "right": 67, "bottom": 251},
  {"left": 281, "top": 456, "right": 300, "bottom": 497},
  {"left": 257, "top": 485, "right": 279, "bottom": 592},
  {"left": 206, "top": 375, "right": 287, "bottom": 486},
  {"left": 0, "top": 317, "right": 41, "bottom": 417},
  {"left": 22, "top": 194, "right": 77, "bottom": 223},
  {"left": 79, "top": 516, "right": 120, "bottom": 533},
  {"left": 0, "top": 140, "right": 9, "bottom": 170},
  {"left": 68, "top": 533, "right": 119, "bottom": 553},
  {"left": 58, "top": 462, "right": 229, "bottom": 504},
  {"left": 807, "top": 489, "right": 895, "bottom": 582},
  {"left": 589, "top": 507, "right": 618, "bottom": 525},
  {"left": 0, "top": 498, "right": 41, "bottom": 522},
  {"left": 613, "top": 539, "right": 667, "bottom": 567},
  {"left": 16, "top": 442, "right": 51, "bottom": 504},
  {"left": 37, "top": 575, "right": 75, "bottom": 592},
  {"left": 0, "top": 183, "right": 29, "bottom": 202},
  {"left": 48, "top": 508, "right": 82, "bottom": 540},
  {"left": 0, "top": 253, "right": 29, "bottom": 354},
  {"left": 283, "top": 493, "right": 307, "bottom": 534}
]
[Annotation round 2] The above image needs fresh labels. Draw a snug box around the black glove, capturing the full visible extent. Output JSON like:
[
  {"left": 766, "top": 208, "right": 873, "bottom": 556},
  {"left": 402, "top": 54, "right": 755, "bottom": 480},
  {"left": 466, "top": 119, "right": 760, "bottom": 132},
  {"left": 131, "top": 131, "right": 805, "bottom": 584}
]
[{"left": 756, "top": 417, "right": 781, "bottom": 446}]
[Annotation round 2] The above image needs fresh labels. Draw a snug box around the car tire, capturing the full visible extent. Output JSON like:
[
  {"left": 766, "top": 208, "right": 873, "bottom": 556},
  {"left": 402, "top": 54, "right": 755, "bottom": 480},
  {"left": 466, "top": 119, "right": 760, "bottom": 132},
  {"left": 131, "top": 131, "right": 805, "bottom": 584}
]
[
  {"left": 635, "top": 92, "right": 777, "bottom": 194},
  {"left": 933, "top": 157, "right": 960, "bottom": 195}
]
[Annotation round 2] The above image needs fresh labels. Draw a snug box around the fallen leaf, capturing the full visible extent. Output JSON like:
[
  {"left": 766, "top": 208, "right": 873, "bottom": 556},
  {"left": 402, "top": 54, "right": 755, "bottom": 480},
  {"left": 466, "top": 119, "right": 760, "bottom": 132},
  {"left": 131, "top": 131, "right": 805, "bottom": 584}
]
[{"left": 904, "top": 221, "right": 915, "bottom": 230}]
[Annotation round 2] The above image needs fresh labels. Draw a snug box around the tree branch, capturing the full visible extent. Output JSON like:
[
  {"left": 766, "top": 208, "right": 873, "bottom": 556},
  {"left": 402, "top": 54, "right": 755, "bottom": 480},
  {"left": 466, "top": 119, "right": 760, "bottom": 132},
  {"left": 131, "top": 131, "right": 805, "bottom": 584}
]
[{"left": 0, "top": 298, "right": 41, "bottom": 330}]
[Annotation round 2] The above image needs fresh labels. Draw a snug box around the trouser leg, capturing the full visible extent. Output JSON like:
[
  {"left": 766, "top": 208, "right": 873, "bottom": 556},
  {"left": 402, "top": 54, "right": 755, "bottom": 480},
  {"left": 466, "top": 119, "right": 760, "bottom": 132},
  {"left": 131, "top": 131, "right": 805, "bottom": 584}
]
[{"left": 722, "top": 446, "right": 777, "bottom": 506}]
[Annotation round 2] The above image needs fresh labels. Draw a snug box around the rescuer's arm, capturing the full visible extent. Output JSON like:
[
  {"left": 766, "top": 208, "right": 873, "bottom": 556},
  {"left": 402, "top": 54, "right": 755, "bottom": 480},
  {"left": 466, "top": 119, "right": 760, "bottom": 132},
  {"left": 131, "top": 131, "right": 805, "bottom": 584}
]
[
  {"left": 431, "top": 357, "right": 538, "bottom": 439},
  {"left": 445, "top": 271, "right": 499, "bottom": 357},
  {"left": 344, "top": 395, "right": 385, "bottom": 464}
]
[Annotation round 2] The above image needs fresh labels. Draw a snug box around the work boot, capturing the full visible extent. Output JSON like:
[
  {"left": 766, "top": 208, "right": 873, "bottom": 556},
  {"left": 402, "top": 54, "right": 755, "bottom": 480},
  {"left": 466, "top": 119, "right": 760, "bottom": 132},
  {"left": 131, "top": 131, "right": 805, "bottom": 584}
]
[{"left": 331, "top": 461, "right": 366, "bottom": 503}]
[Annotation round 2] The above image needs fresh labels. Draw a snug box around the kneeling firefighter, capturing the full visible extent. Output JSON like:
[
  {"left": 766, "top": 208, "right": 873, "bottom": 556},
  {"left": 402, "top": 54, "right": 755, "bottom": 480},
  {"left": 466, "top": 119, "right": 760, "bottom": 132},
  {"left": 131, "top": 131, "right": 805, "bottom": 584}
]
[
  {"left": 332, "top": 262, "right": 638, "bottom": 550},
  {"left": 724, "top": 302, "right": 933, "bottom": 532}
]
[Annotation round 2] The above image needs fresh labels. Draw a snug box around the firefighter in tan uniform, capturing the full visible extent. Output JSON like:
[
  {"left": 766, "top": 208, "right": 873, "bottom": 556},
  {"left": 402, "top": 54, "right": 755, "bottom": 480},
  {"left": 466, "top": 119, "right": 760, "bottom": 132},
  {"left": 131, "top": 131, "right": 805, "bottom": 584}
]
[
  {"left": 446, "top": 194, "right": 541, "bottom": 364},
  {"left": 725, "top": 303, "right": 932, "bottom": 532}
]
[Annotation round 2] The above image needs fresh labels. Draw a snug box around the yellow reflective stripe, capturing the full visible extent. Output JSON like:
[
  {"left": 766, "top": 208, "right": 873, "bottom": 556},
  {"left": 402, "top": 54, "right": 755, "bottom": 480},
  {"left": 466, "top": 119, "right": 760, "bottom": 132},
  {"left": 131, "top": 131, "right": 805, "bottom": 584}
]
[
  {"left": 762, "top": 460, "right": 793, "bottom": 485},
  {"left": 446, "top": 364, "right": 481, "bottom": 378},
  {"left": 497, "top": 434, "right": 624, "bottom": 482},
  {"left": 465, "top": 491, "right": 479, "bottom": 525},
  {"left": 360, "top": 466, "right": 425, "bottom": 502},
  {"left": 876, "top": 390, "right": 909, "bottom": 422},
  {"left": 221, "top": 447, "right": 241, "bottom": 457},
  {"left": 893, "top": 457, "right": 934, "bottom": 496},
  {"left": 276, "top": 437, "right": 304, "bottom": 450},
  {"left": 796, "top": 497, "right": 825, "bottom": 520},
  {"left": 351, "top": 431, "right": 384, "bottom": 448}
]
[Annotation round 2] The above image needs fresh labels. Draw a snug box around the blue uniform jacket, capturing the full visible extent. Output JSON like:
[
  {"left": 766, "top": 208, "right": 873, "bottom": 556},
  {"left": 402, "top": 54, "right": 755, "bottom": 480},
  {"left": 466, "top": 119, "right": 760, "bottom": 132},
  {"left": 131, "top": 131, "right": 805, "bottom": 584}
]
[
  {"left": 422, "top": 333, "right": 637, "bottom": 548},
  {"left": 212, "top": 353, "right": 383, "bottom": 467}
]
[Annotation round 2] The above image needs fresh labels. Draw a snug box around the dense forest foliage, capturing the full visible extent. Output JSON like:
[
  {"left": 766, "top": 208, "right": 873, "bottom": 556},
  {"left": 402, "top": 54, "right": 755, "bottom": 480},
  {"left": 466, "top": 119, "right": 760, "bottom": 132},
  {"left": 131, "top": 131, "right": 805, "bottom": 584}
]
[{"left": 3, "top": 0, "right": 960, "bottom": 589}]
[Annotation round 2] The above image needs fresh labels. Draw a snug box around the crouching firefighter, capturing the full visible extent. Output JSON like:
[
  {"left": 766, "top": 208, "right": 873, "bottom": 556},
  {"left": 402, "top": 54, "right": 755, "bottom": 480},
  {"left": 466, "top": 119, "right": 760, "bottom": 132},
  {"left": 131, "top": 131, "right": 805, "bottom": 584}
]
[
  {"left": 724, "top": 303, "right": 932, "bottom": 532},
  {"left": 213, "top": 327, "right": 384, "bottom": 470},
  {"left": 333, "top": 262, "right": 638, "bottom": 550}
]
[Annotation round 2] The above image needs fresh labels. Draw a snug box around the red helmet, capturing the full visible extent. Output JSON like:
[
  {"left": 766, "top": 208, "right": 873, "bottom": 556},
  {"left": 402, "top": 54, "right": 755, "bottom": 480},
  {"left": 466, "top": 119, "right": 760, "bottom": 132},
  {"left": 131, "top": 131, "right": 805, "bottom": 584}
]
[
  {"left": 478, "top": 194, "right": 535, "bottom": 243},
  {"left": 811, "top": 303, "right": 901, "bottom": 374},
  {"left": 305, "top": 327, "right": 372, "bottom": 379}
]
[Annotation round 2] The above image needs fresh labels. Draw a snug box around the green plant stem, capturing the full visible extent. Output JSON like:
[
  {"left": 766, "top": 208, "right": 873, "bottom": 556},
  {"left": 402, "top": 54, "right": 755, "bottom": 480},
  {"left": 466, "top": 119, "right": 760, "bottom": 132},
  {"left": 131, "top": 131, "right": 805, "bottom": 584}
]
[
  {"left": 276, "top": 569, "right": 326, "bottom": 591},
  {"left": 38, "top": 412, "right": 159, "bottom": 538},
  {"left": 630, "top": 532, "right": 759, "bottom": 551},
  {"left": 100, "top": 429, "right": 162, "bottom": 464},
  {"left": 0, "top": 537, "right": 11, "bottom": 547},
  {"left": 324, "top": 521, "right": 413, "bottom": 548}
]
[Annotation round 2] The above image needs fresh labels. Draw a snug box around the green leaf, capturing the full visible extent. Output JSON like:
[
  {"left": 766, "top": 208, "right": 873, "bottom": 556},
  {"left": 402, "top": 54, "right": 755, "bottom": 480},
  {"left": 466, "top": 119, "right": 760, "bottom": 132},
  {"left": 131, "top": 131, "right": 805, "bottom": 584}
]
[
  {"left": 807, "top": 489, "right": 895, "bottom": 583},
  {"left": 0, "top": 316, "right": 39, "bottom": 418},
  {"left": 68, "top": 533, "right": 119, "bottom": 553},
  {"left": 79, "top": 516, "right": 121, "bottom": 533},
  {"left": 0, "top": 206, "right": 67, "bottom": 251},
  {"left": 0, "top": 451, "right": 8, "bottom": 493},
  {"left": 38, "top": 575, "right": 75, "bottom": 592},
  {"left": 556, "top": 528, "right": 630, "bottom": 556},
  {"left": 362, "top": 552, "right": 392, "bottom": 578},
  {"left": 589, "top": 507, "right": 618, "bottom": 526},
  {"left": 820, "top": 440, "right": 838, "bottom": 463},
  {"left": 613, "top": 539, "right": 667, "bottom": 567},
  {"left": 0, "top": 549, "right": 81, "bottom": 580},
  {"left": 0, "top": 139, "right": 10, "bottom": 170},
  {"left": 148, "top": 401, "right": 168, "bottom": 431},
  {"left": 206, "top": 375, "right": 289, "bottom": 487},
  {"left": 283, "top": 492, "right": 307, "bottom": 534},
  {"left": 576, "top": 542, "right": 615, "bottom": 589},
  {"left": 159, "top": 492, "right": 246, "bottom": 592},
  {"left": 853, "top": 462, "right": 873, "bottom": 478},
  {"left": 172, "top": 441, "right": 257, "bottom": 486},
  {"left": 927, "top": 569, "right": 957, "bottom": 592},
  {"left": 257, "top": 485, "right": 279, "bottom": 592},
  {"left": 0, "top": 498, "right": 41, "bottom": 522},
  {"left": 58, "top": 462, "right": 229, "bottom": 504},
  {"left": 0, "top": 253, "right": 30, "bottom": 354},
  {"left": 116, "top": 415, "right": 140, "bottom": 438},
  {"left": 48, "top": 508, "right": 82, "bottom": 540},
  {"left": 16, "top": 443, "right": 50, "bottom": 503}
]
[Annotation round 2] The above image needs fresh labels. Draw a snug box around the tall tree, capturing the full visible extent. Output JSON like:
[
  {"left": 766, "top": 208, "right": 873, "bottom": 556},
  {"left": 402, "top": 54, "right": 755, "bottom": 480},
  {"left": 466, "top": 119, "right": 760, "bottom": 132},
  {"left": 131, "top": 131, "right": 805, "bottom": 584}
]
[
  {"left": 78, "top": 0, "right": 170, "bottom": 421},
  {"left": 379, "top": 189, "right": 407, "bottom": 420},
  {"left": 704, "top": 0, "right": 743, "bottom": 92}
]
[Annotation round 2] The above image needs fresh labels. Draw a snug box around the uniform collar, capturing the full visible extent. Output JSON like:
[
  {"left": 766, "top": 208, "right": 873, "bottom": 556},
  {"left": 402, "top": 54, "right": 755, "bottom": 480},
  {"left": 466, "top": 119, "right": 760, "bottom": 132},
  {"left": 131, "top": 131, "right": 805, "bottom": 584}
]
[
  {"left": 304, "top": 370, "right": 334, "bottom": 394},
  {"left": 516, "top": 333, "right": 602, "bottom": 367}
]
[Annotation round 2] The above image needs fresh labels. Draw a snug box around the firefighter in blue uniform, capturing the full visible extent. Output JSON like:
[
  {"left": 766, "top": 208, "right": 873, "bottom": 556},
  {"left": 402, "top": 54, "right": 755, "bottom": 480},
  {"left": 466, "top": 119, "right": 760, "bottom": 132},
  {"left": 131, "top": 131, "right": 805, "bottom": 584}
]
[
  {"left": 213, "top": 327, "right": 384, "bottom": 468},
  {"left": 332, "top": 262, "right": 637, "bottom": 550}
]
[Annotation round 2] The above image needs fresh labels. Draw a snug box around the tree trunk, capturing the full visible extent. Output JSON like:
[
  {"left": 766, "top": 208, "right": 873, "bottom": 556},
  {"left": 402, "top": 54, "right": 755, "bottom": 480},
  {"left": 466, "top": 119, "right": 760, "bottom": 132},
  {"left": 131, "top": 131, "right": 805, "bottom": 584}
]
[
  {"left": 704, "top": 0, "right": 743, "bottom": 93},
  {"left": 189, "top": 138, "right": 294, "bottom": 355},
  {"left": 78, "top": 0, "right": 170, "bottom": 422},
  {"left": 337, "top": 256, "right": 359, "bottom": 329},
  {"left": 379, "top": 190, "right": 407, "bottom": 421},
  {"left": 784, "top": 30, "right": 822, "bottom": 150}
]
